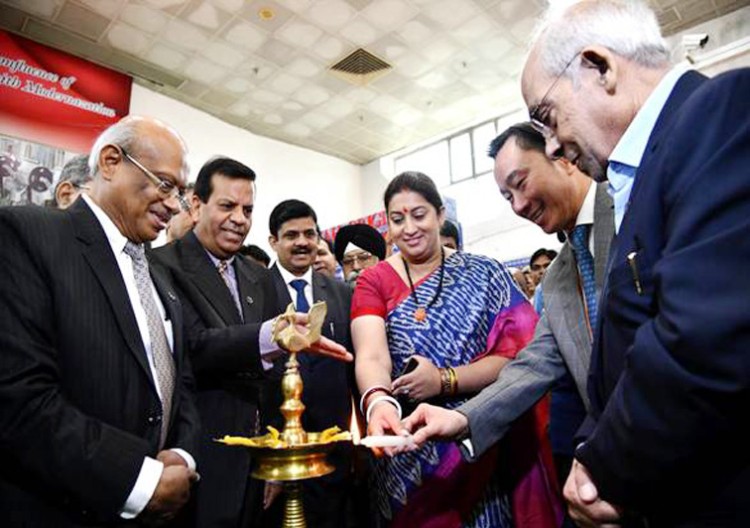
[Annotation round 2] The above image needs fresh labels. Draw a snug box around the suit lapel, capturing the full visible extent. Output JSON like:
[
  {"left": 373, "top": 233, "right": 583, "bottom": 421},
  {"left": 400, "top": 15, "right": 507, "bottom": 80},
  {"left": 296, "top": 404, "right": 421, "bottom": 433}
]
[
  {"left": 235, "top": 257, "right": 264, "bottom": 322},
  {"left": 71, "top": 200, "right": 156, "bottom": 387},
  {"left": 181, "top": 232, "right": 242, "bottom": 326},
  {"left": 270, "top": 264, "right": 294, "bottom": 309},
  {"left": 593, "top": 182, "right": 615, "bottom": 292}
]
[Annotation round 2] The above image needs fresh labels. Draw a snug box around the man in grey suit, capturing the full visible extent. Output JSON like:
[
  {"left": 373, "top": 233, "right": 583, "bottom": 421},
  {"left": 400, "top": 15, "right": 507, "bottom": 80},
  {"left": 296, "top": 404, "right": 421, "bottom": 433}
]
[{"left": 403, "top": 123, "right": 614, "bottom": 473}]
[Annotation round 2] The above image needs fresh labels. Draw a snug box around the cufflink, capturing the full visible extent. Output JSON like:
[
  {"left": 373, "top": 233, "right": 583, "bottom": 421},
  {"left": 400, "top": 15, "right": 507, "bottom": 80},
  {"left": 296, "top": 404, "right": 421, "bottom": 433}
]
[
  {"left": 246, "top": 295, "right": 254, "bottom": 305},
  {"left": 167, "top": 291, "right": 177, "bottom": 302}
]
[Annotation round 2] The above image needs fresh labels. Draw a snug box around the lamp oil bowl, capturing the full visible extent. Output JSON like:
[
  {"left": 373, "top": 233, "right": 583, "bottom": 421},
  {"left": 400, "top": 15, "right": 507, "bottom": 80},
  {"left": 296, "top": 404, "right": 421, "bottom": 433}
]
[{"left": 217, "top": 301, "right": 351, "bottom": 528}]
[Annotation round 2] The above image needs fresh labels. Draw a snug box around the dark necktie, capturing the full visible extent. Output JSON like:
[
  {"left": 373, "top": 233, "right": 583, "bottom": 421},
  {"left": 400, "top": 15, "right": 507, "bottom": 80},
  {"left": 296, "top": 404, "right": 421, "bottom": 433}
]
[
  {"left": 124, "top": 241, "right": 174, "bottom": 448},
  {"left": 570, "top": 224, "right": 598, "bottom": 332},
  {"left": 217, "top": 259, "right": 243, "bottom": 319},
  {"left": 290, "top": 279, "right": 309, "bottom": 313}
]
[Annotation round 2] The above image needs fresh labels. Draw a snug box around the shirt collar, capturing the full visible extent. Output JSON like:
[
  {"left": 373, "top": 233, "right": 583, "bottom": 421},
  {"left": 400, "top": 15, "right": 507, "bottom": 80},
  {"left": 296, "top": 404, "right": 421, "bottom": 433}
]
[
  {"left": 204, "top": 249, "right": 235, "bottom": 268},
  {"left": 81, "top": 193, "right": 130, "bottom": 257},
  {"left": 609, "top": 63, "right": 691, "bottom": 171},
  {"left": 277, "top": 261, "right": 313, "bottom": 286},
  {"left": 572, "top": 180, "right": 596, "bottom": 230}
]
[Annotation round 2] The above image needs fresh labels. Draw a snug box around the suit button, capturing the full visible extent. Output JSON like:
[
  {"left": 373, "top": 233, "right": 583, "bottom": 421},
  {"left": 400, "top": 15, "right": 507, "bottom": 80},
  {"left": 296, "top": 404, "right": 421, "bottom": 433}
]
[{"left": 147, "top": 414, "right": 162, "bottom": 424}]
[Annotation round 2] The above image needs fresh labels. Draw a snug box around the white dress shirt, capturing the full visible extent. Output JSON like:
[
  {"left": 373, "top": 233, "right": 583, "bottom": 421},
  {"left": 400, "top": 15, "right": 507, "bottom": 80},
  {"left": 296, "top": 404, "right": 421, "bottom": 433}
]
[{"left": 81, "top": 194, "right": 195, "bottom": 519}]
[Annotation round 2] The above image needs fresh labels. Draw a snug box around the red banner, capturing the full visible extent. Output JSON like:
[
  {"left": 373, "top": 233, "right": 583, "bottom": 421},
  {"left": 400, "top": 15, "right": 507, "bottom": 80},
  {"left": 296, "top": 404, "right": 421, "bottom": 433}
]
[{"left": 0, "top": 29, "right": 131, "bottom": 152}]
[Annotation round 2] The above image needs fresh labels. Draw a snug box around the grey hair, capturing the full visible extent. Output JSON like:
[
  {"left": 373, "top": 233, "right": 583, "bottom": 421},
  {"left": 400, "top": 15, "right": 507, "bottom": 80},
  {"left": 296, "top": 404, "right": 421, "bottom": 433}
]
[
  {"left": 533, "top": 0, "right": 670, "bottom": 78},
  {"left": 88, "top": 115, "right": 189, "bottom": 178},
  {"left": 58, "top": 154, "right": 92, "bottom": 187}
]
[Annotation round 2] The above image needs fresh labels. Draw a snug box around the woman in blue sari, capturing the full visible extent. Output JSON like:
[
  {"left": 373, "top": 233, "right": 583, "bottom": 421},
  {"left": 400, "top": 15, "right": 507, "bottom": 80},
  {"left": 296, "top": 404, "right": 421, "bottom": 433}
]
[{"left": 352, "top": 172, "right": 561, "bottom": 528}]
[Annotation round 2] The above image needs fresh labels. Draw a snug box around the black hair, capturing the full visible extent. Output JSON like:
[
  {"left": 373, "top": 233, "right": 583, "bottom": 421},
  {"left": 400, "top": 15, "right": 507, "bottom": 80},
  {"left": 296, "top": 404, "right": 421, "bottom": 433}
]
[
  {"left": 383, "top": 171, "right": 443, "bottom": 213},
  {"left": 268, "top": 199, "right": 318, "bottom": 237},
  {"left": 487, "top": 122, "right": 546, "bottom": 160},
  {"left": 440, "top": 219, "right": 460, "bottom": 246},
  {"left": 238, "top": 244, "right": 271, "bottom": 267},
  {"left": 530, "top": 248, "right": 558, "bottom": 266},
  {"left": 321, "top": 237, "right": 334, "bottom": 253},
  {"left": 194, "top": 157, "right": 256, "bottom": 203}
]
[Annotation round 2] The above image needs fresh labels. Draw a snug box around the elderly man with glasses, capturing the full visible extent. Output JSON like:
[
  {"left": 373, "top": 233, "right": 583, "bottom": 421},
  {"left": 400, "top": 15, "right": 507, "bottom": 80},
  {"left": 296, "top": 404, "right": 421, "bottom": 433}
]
[
  {"left": 519, "top": 1, "right": 750, "bottom": 525},
  {"left": 0, "top": 115, "right": 201, "bottom": 526}
]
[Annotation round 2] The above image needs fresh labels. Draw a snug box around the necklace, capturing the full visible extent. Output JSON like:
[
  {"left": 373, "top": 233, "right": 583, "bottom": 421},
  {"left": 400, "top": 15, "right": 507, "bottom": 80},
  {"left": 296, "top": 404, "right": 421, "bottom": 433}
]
[{"left": 402, "top": 247, "right": 445, "bottom": 322}]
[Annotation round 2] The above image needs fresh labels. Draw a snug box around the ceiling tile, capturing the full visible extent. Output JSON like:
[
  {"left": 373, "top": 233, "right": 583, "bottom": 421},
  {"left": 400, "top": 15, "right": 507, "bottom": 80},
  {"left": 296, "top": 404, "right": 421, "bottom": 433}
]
[
  {"left": 310, "top": 34, "right": 346, "bottom": 61},
  {"left": 343, "top": 87, "right": 378, "bottom": 104},
  {"left": 184, "top": 56, "right": 229, "bottom": 83},
  {"left": 163, "top": 18, "right": 210, "bottom": 52},
  {"left": 201, "top": 89, "right": 239, "bottom": 108},
  {"left": 209, "top": 0, "right": 244, "bottom": 14},
  {"left": 179, "top": 79, "right": 211, "bottom": 98},
  {"left": 274, "top": 0, "right": 313, "bottom": 13},
  {"left": 141, "top": 0, "right": 186, "bottom": 9},
  {"left": 146, "top": 43, "right": 188, "bottom": 70},
  {"left": 282, "top": 101, "right": 305, "bottom": 111},
  {"left": 276, "top": 19, "right": 323, "bottom": 48},
  {"left": 202, "top": 40, "right": 247, "bottom": 68},
  {"left": 339, "top": 18, "right": 379, "bottom": 47},
  {"left": 453, "top": 15, "right": 496, "bottom": 44},
  {"left": 286, "top": 56, "right": 324, "bottom": 77},
  {"left": 0, "top": 3, "right": 26, "bottom": 31},
  {"left": 284, "top": 122, "right": 312, "bottom": 137},
  {"left": 56, "top": 2, "right": 112, "bottom": 40},
  {"left": 361, "top": 0, "right": 417, "bottom": 32},
  {"left": 268, "top": 72, "right": 304, "bottom": 94},
  {"left": 223, "top": 76, "right": 255, "bottom": 93},
  {"left": 251, "top": 89, "right": 285, "bottom": 104},
  {"left": 396, "top": 17, "right": 434, "bottom": 45},
  {"left": 261, "top": 39, "right": 301, "bottom": 68},
  {"left": 224, "top": 20, "right": 268, "bottom": 51},
  {"left": 186, "top": 1, "right": 226, "bottom": 30},
  {"left": 3, "top": 0, "right": 62, "bottom": 18},
  {"left": 305, "top": 0, "right": 356, "bottom": 31},
  {"left": 301, "top": 111, "right": 336, "bottom": 129},
  {"left": 108, "top": 23, "right": 151, "bottom": 54},
  {"left": 392, "top": 52, "right": 434, "bottom": 78},
  {"left": 237, "top": 54, "right": 276, "bottom": 79},
  {"left": 293, "top": 84, "right": 331, "bottom": 106},
  {"left": 423, "top": 0, "right": 479, "bottom": 29},
  {"left": 263, "top": 113, "right": 284, "bottom": 125},
  {"left": 78, "top": 0, "right": 124, "bottom": 18},
  {"left": 318, "top": 97, "right": 355, "bottom": 119},
  {"left": 120, "top": 3, "right": 170, "bottom": 34}
]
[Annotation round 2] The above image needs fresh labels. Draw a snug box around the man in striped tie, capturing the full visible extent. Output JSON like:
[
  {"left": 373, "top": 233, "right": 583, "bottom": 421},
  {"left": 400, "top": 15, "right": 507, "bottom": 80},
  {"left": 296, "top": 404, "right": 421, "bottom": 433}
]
[{"left": 152, "top": 160, "right": 351, "bottom": 528}]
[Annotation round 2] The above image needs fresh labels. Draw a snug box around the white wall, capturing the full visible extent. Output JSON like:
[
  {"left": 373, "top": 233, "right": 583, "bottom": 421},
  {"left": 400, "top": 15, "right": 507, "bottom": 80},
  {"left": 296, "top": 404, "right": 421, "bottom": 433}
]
[{"left": 130, "top": 84, "right": 362, "bottom": 252}]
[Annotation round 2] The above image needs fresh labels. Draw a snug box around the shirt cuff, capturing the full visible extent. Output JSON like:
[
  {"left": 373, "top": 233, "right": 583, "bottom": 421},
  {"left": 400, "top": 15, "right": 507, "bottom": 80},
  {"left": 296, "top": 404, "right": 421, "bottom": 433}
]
[
  {"left": 260, "top": 319, "right": 285, "bottom": 371},
  {"left": 459, "top": 437, "right": 475, "bottom": 460},
  {"left": 119, "top": 457, "right": 163, "bottom": 519},
  {"left": 170, "top": 448, "right": 196, "bottom": 471}
]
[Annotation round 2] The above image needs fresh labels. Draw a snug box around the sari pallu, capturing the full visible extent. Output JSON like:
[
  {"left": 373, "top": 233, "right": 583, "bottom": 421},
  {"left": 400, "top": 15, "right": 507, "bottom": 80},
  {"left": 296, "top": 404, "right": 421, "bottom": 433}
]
[{"left": 351, "top": 252, "right": 562, "bottom": 528}]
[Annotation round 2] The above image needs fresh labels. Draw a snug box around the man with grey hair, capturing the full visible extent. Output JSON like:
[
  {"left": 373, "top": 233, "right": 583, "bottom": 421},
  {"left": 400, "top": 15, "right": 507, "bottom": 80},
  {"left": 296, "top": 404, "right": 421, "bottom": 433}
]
[
  {"left": 53, "top": 154, "right": 92, "bottom": 209},
  {"left": 0, "top": 116, "right": 201, "bottom": 526},
  {"left": 519, "top": 0, "right": 750, "bottom": 525}
]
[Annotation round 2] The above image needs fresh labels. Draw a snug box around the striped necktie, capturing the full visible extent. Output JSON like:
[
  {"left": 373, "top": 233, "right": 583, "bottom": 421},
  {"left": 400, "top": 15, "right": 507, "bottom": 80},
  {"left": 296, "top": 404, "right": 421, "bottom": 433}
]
[{"left": 124, "top": 241, "right": 174, "bottom": 448}]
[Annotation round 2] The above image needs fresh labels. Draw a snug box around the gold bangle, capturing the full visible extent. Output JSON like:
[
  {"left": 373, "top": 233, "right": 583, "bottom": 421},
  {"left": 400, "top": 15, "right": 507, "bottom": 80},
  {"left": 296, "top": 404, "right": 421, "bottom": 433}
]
[
  {"left": 447, "top": 366, "right": 458, "bottom": 396},
  {"left": 439, "top": 368, "right": 451, "bottom": 395}
]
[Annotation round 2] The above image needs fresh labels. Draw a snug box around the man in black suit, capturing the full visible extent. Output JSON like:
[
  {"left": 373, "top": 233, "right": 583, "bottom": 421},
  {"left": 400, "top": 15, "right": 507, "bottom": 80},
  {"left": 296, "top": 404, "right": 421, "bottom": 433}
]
[
  {"left": 153, "top": 161, "right": 351, "bottom": 528},
  {"left": 0, "top": 116, "right": 200, "bottom": 526},
  {"left": 521, "top": 1, "right": 750, "bottom": 525},
  {"left": 267, "top": 199, "right": 354, "bottom": 528}
]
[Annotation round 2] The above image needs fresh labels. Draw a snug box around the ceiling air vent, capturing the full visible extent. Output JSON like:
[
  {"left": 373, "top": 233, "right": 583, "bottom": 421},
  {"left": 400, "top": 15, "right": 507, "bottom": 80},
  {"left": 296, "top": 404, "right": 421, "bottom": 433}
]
[{"left": 329, "top": 48, "right": 391, "bottom": 86}]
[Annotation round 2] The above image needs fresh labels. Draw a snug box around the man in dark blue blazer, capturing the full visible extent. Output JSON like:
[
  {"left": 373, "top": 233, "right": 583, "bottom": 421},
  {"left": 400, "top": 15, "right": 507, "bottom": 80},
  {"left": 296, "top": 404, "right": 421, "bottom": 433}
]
[{"left": 522, "top": 1, "right": 750, "bottom": 525}]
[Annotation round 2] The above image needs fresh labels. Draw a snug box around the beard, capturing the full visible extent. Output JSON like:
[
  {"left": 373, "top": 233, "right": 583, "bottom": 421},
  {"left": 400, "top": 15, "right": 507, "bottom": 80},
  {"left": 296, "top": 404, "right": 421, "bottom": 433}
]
[{"left": 345, "top": 270, "right": 361, "bottom": 288}]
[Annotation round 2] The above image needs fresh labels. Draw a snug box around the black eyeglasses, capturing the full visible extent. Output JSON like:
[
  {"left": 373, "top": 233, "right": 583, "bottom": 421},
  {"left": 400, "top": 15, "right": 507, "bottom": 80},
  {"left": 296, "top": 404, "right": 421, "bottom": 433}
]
[
  {"left": 342, "top": 252, "right": 374, "bottom": 267},
  {"left": 529, "top": 52, "right": 580, "bottom": 139},
  {"left": 119, "top": 145, "right": 188, "bottom": 209}
]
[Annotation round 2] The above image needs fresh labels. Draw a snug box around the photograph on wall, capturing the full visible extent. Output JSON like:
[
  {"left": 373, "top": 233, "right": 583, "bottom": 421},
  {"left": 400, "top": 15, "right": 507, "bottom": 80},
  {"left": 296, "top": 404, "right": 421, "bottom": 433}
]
[{"left": 0, "top": 133, "right": 81, "bottom": 207}]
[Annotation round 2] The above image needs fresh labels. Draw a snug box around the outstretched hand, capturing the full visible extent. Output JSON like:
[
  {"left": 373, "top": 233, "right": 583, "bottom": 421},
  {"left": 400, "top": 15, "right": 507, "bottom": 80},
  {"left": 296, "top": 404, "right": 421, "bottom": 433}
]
[
  {"left": 401, "top": 404, "right": 469, "bottom": 447},
  {"left": 276, "top": 312, "right": 353, "bottom": 362}
]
